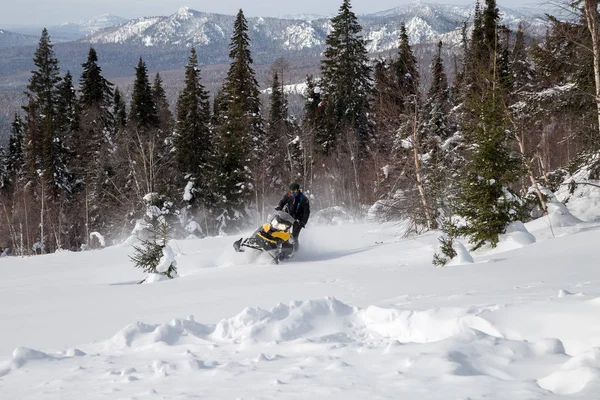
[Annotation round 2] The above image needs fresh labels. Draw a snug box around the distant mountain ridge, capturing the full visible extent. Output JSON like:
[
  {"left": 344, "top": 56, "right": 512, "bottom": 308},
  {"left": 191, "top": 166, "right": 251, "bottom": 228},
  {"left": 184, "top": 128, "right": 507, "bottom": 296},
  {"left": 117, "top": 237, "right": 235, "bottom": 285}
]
[
  {"left": 0, "top": 29, "right": 39, "bottom": 49},
  {"left": 79, "top": 4, "right": 547, "bottom": 52},
  {"left": 57, "top": 14, "right": 129, "bottom": 37},
  {"left": 1, "top": 3, "right": 548, "bottom": 52}
]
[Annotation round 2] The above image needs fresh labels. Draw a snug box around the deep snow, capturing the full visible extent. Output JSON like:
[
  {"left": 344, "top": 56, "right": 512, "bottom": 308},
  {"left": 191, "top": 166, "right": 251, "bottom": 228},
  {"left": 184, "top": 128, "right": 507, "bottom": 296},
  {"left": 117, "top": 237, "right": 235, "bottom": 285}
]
[{"left": 2, "top": 195, "right": 600, "bottom": 398}]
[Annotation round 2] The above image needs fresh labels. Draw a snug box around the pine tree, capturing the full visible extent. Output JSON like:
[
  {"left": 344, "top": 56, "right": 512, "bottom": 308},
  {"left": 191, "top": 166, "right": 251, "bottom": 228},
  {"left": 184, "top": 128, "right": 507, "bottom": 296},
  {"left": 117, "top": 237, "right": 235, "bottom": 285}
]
[
  {"left": 509, "top": 23, "right": 535, "bottom": 102},
  {"left": 54, "top": 72, "right": 77, "bottom": 185},
  {"left": 22, "top": 29, "right": 70, "bottom": 252},
  {"left": 301, "top": 74, "right": 327, "bottom": 150},
  {"left": 213, "top": 9, "right": 265, "bottom": 232},
  {"left": 395, "top": 24, "right": 420, "bottom": 109},
  {"left": 443, "top": 0, "right": 525, "bottom": 250},
  {"left": 173, "top": 47, "right": 213, "bottom": 225},
  {"left": 130, "top": 193, "right": 178, "bottom": 283},
  {"left": 113, "top": 87, "right": 127, "bottom": 132},
  {"left": 422, "top": 41, "right": 455, "bottom": 224},
  {"left": 483, "top": 0, "right": 500, "bottom": 54},
  {"left": 80, "top": 48, "right": 114, "bottom": 109},
  {"left": 425, "top": 42, "right": 451, "bottom": 144},
  {"left": 129, "top": 57, "right": 158, "bottom": 129},
  {"left": 150, "top": 71, "right": 176, "bottom": 200},
  {"left": 23, "top": 28, "right": 64, "bottom": 192},
  {"left": 372, "top": 57, "right": 397, "bottom": 137},
  {"left": 76, "top": 47, "right": 116, "bottom": 246},
  {"left": 5, "top": 114, "right": 25, "bottom": 185},
  {"left": 56, "top": 71, "right": 79, "bottom": 139},
  {"left": 266, "top": 71, "right": 302, "bottom": 193},
  {"left": 152, "top": 72, "right": 173, "bottom": 132},
  {"left": 318, "top": 0, "right": 373, "bottom": 155},
  {"left": 454, "top": 84, "right": 524, "bottom": 250}
]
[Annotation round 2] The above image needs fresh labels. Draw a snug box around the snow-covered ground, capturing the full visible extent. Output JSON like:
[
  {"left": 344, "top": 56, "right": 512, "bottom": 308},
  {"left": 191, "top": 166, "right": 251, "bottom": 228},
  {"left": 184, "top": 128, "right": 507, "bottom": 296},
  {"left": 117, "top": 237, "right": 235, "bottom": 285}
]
[{"left": 2, "top": 195, "right": 600, "bottom": 399}]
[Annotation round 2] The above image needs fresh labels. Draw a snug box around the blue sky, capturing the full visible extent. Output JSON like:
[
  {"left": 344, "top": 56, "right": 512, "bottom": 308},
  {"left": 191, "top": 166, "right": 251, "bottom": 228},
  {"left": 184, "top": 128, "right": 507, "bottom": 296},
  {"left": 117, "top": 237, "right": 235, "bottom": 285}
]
[{"left": 1, "top": 0, "right": 542, "bottom": 27}]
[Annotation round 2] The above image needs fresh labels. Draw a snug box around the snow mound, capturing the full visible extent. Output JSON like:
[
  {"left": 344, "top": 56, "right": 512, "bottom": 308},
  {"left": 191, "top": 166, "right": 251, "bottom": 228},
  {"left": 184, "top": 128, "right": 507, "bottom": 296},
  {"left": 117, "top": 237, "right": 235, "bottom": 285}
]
[
  {"left": 156, "top": 245, "right": 177, "bottom": 274},
  {"left": 494, "top": 221, "right": 536, "bottom": 252},
  {"left": 100, "top": 298, "right": 510, "bottom": 350},
  {"left": 565, "top": 183, "right": 600, "bottom": 222},
  {"left": 212, "top": 297, "right": 355, "bottom": 342},
  {"left": 103, "top": 318, "right": 212, "bottom": 349},
  {"left": 446, "top": 240, "right": 473, "bottom": 266},
  {"left": 538, "top": 366, "right": 599, "bottom": 395},
  {"left": 12, "top": 347, "right": 54, "bottom": 368},
  {"left": 360, "top": 306, "right": 502, "bottom": 343},
  {"left": 532, "top": 338, "right": 565, "bottom": 355},
  {"left": 547, "top": 202, "right": 583, "bottom": 227}
]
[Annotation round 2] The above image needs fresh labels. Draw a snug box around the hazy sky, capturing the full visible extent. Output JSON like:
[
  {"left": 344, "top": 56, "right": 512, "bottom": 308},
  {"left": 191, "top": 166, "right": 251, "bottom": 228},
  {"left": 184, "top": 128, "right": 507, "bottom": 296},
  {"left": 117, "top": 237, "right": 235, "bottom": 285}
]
[{"left": 1, "top": 0, "right": 539, "bottom": 27}]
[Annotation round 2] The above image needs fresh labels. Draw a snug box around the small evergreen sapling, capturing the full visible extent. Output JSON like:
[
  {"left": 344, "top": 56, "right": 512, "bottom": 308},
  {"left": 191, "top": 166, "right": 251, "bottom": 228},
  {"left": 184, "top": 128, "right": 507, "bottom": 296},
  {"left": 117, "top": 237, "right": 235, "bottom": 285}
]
[
  {"left": 432, "top": 219, "right": 458, "bottom": 267},
  {"left": 432, "top": 235, "right": 457, "bottom": 267},
  {"left": 130, "top": 193, "right": 178, "bottom": 283}
]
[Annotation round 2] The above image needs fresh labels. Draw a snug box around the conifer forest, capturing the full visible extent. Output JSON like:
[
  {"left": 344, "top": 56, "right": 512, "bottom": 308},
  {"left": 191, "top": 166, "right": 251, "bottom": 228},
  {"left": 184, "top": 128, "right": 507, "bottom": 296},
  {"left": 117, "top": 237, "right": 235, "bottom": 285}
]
[{"left": 1, "top": 0, "right": 599, "bottom": 257}]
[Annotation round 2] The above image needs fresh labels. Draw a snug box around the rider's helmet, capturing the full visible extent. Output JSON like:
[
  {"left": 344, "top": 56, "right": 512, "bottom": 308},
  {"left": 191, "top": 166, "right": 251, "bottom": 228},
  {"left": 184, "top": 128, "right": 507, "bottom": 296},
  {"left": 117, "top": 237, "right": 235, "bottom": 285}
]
[{"left": 289, "top": 182, "right": 300, "bottom": 197}]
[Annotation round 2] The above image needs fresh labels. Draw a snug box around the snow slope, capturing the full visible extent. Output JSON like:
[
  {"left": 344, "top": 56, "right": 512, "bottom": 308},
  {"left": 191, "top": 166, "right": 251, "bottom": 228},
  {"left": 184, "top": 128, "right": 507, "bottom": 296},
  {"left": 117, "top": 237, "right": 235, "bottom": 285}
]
[{"left": 2, "top": 196, "right": 600, "bottom": 398}]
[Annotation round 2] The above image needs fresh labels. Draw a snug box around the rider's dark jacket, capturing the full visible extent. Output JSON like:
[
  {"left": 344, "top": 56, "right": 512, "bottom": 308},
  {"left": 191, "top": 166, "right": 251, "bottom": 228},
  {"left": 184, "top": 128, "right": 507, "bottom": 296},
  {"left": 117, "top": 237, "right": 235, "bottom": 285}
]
[{"left": 276, "top": 191, "right": 310, "bottom": 227}]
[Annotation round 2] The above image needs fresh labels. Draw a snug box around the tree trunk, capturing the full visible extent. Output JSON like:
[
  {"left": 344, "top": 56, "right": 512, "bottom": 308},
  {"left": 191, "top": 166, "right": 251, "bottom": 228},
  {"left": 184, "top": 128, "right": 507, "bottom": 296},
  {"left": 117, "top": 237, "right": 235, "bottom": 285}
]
[
  {"left": 411, "top": 111, "right": 433, "bottom": 231},
  {"left": 85, "top": 183, "right": 90, "bottom": 250},
  {"left": 584, "top": 0, "right": 600, "bottom": 136},
  {"left": 516, "top": 133, "right": 548, "bottom": 214},
  {"left": 40, "top": 182, "right": 45, "bottom": 254}
]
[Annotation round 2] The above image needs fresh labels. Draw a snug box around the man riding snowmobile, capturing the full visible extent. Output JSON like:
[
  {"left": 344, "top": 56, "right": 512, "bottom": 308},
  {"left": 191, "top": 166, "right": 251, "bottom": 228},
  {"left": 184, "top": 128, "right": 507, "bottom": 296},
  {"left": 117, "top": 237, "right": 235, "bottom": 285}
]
[
  {"left": 275, "top": 182, "right": 310, "bottom": 251},
  {"left": 232, "top": 183, "right": 310, "bottom": 263}
]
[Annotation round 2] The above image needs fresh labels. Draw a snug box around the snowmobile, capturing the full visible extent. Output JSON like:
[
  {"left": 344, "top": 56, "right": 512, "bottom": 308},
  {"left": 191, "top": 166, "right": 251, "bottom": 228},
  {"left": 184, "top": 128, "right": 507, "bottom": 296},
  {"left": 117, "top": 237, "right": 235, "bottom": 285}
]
[{"left": 233, "top": 210, "right": 296, "bottom": 263}]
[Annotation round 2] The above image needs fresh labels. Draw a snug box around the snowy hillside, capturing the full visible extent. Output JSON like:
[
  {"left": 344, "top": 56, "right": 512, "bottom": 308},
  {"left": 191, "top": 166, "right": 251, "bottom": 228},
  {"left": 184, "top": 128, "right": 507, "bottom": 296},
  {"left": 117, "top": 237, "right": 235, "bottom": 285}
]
[
  {"left": 3, "top": 183, "right": 600, "bottom": 398},
  {"left": 0, "top": 29, "right": 39, "bottom": 49},
  {"left": 82, "top": 3, "right": 548, "bottom": 51},
  {"left": 57, "top": 14, "right": 129, "bottom": 36}
]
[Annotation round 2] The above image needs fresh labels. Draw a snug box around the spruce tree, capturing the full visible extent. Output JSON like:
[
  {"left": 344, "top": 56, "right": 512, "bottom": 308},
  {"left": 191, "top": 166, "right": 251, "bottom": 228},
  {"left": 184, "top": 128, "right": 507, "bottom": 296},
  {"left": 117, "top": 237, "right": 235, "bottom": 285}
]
[
  {"left": 266, "top": 71, "right": 302, "bottom": 192},
  {"left": 422, "top": 41, "right": 455, "bottom": 223},
  {"left": 150, "top": 71, "right": 176, "bottom": 200},
  {"left": 425, "top": 41, "right": 451, "bottom": 144},
  {"left": 0, "top": 115, "right": 25, "bottom": 190},
  {"left": 22, "top": 29, "right": 72, "bottom": 252},
  {"left": 129, "top": 57, "right": 158, "bottom": 130},
  {"left": 23, "top": 28, "right": 64, "bottom": 193},
  {"left": 173, "top": 47, "right": 213, "bottom": 219},
  {"left": 301, "top": 74, "right": 327, "bottom": 150},
  {"left": 152, "top": 72, "right": 173, "bottom": 133},
  {"left": 454, "top": 85, "right": 523, "bottom": 250},
  {"left": 395, "top": 24, "right": 420, "bottom": 109},
  {"left": 5, "top": 114, "right": 24, "bottom": 184},
  {"left": 319, "top": 0, "right": 372, "bottom": 155},
  {"left": 130, "top": 193, "right": 178, "bottom": 283},
  {"left": 80, "top": 48, "right": 114, "bottom": 108},
  {"left": 441, "top": 0, "right": 525, "bottom": 252},
  {"left": 113, "top": 87, "right": 127, "bottom": 132},
  {"left": 77, "top": 47, "right": 116, "bottom": 245},
  {"left": 213, "top": 9, "right": 265, "bottom": 231}
]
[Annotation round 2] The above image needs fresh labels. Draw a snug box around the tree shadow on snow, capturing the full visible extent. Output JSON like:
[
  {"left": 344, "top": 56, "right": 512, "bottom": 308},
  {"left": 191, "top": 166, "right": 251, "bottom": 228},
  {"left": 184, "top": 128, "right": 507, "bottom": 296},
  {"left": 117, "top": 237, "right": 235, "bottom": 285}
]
[{"left": 109, "top": 280, "right": 139, "bottom": 286}]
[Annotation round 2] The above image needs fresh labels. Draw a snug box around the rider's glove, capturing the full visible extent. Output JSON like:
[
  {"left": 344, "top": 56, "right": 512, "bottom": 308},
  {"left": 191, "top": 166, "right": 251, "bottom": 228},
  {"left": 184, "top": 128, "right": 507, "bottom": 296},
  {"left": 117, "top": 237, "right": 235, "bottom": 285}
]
[{"left": 275, "top": 206, "right": 281, "bottom": 211}]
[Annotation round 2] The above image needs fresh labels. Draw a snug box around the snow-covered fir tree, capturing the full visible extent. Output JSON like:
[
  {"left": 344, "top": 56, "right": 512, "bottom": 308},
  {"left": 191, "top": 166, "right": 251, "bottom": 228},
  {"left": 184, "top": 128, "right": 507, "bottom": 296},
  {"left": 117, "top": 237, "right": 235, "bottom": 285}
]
[
  {"left": 213, "top": 9, "right": 265, "bottom": 232},
  {"left": 172, "top": 47, "right": 214, "bottom": 236},
  {"left": 130, "top": 193, "right": 178, "bottom": 283}
]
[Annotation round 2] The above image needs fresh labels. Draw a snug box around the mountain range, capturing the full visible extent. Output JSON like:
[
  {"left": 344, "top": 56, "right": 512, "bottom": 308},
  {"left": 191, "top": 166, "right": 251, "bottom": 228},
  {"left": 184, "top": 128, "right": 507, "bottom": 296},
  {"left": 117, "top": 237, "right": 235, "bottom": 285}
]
[
  {"left": 0, "top": 2, "right": 551, "bottom": 140},
  {"left": 1, "top": 3, "right": 548, "bottom": 52}
]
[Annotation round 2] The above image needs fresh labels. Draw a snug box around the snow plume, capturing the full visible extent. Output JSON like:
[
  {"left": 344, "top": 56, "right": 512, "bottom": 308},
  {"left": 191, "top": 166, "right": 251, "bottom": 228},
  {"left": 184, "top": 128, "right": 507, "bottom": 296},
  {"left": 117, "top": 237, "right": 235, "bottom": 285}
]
[{"left": 89, "top": 232, "right": 106, "bottom": 247}]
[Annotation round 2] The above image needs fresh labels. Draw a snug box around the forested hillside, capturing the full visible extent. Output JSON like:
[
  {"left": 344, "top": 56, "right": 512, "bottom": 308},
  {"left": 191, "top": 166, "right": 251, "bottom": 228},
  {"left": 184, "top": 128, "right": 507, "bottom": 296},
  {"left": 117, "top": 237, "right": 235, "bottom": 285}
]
[{"left": 0, "top": 0, "right": 598, "bottom": 261}]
